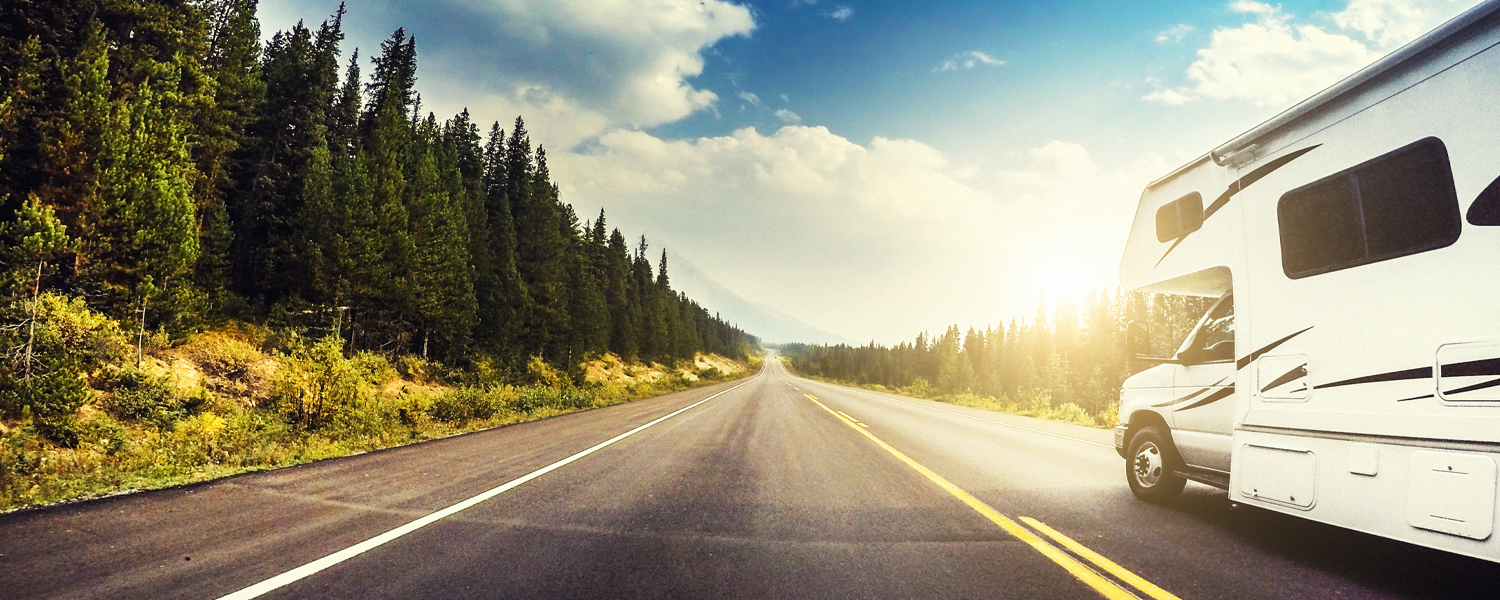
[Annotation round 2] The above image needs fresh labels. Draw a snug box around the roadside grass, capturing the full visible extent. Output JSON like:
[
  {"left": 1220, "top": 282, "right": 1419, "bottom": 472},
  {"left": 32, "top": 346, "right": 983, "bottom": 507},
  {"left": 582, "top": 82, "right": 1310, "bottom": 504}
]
[
  {"left": 0, "top": 311, "right": 751, "bottom": 512},
  {"left": 780, "top": 361, "right": 1117, "bottom": 429}
]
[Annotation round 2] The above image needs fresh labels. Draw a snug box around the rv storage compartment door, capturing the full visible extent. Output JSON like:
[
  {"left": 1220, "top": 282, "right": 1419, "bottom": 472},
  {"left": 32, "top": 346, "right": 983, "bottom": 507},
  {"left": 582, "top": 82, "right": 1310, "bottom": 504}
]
[
  {"left": 1407, "top": 451, "right": 1496, "bottom": 540},
  {"left": 1238, "top": 444, "right": 1317, "bottom": 509}
]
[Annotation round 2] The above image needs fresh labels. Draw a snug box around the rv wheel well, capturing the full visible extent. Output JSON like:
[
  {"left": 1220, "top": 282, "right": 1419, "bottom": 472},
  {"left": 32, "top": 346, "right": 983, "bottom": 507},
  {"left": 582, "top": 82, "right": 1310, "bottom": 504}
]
[{"left": 1125, "top": 411, "right": 1172, "bottom": 450}]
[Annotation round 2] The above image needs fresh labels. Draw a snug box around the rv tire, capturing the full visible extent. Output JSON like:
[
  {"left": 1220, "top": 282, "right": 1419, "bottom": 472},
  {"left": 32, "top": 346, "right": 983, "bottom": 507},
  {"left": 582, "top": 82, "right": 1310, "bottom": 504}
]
[{"left": 1127, "top": 426, "right": 1186, "bottom": 502}]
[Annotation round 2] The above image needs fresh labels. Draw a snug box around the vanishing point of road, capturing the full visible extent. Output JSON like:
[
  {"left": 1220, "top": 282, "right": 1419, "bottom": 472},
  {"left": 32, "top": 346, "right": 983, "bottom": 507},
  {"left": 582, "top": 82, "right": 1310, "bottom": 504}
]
[{"left": 5, "top": 355, "right": 1500, "bottom": 599}]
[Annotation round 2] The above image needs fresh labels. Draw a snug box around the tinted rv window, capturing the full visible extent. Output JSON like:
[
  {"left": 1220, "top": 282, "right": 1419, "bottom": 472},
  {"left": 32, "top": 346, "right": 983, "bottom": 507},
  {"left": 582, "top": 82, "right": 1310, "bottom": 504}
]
[
  {"left": 1156, "top": 192, "right": 1204, "bottom": 242},
  {"left": 1278, "top": 137, "right": 1460, "bottom": 279}
]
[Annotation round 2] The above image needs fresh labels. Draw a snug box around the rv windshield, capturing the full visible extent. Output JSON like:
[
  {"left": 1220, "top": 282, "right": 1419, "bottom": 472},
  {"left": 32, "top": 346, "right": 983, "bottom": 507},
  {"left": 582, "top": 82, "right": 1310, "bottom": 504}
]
[{"left": 1177, "top": 294, "right": 1234, "bottom": 361}]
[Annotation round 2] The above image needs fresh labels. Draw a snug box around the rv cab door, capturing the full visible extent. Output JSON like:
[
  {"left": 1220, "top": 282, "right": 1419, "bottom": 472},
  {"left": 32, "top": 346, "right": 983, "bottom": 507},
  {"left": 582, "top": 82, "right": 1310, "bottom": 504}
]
[{"left": 1168, "top": 295, "right": 1236, "bottom": 473}]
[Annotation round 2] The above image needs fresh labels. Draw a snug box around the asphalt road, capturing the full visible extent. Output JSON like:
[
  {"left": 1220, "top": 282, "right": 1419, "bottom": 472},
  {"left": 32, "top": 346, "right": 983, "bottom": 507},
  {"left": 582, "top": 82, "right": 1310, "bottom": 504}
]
[{"left": 5, "top": 354, "right": 1500, "bottom": 599}]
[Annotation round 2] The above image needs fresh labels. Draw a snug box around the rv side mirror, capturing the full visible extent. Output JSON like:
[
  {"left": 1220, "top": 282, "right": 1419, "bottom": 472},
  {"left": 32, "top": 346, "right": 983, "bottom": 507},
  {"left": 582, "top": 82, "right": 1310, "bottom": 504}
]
[{"left": 1126, "top": 321, "right": 1150, "bottom": 357}]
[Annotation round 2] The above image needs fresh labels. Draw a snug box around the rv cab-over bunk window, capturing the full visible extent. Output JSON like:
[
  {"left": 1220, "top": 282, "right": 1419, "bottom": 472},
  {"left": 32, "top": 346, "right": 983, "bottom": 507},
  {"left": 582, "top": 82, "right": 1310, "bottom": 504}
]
[{"left": 1277, "top": 137, "right": 1461, "bottom": 279}]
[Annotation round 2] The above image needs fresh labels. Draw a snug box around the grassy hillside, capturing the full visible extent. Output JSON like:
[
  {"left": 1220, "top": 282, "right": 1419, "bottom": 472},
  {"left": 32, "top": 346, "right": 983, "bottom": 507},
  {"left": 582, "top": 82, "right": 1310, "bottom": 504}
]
[{"left": 0, "top": 294, "right": 749, "bottom": 512}]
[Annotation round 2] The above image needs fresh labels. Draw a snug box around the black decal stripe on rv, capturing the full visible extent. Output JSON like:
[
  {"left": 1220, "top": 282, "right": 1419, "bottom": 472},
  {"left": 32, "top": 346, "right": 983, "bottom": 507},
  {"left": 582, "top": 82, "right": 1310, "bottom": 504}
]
[
  {"left": 1316, "top": 367, "right": 1432, "bottom": 389},
  {"left": 1177, "top": 385, "right": 1236, "bottom": 411},
  {"left": 1152, "top": 385, "right": 1212, "bottom": 408},
  {"left": 1259, "top": 364, "right": 1308, "bottom": 393},
  {"left": 1156, "top": 145, "right": 1322, "bottom": 267},
  {"left": 1467, "top": 174, "right": 1500, "bottom": 225},
  {"left": 1397, "top": 378, "right": 1500, "bottom": 402},
  {"left": 1151, "top": 377, "right": 1230, "bottom": 408},
  {"left": 1203, "top": 145, "right": 1321, "bottom": 220},
  {"left": 1236, "top": 326, "right": 1314, "bottom": 370},
  {"left": 1441, "top": 357, "right": 1500, "bottom": 378},
  {"left": 1444, "top": 377, "right": 1500, "bottom": 397},
  {"left": 1155, "top": 237, "right": 1188, "bottom": 267}
]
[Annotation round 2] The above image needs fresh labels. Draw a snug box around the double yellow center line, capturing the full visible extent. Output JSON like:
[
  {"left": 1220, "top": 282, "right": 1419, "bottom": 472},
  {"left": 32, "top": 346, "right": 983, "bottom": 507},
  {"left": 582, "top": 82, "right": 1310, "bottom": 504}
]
[{"left": 803, "top": 394, "right": 1178, "bottom": 600}]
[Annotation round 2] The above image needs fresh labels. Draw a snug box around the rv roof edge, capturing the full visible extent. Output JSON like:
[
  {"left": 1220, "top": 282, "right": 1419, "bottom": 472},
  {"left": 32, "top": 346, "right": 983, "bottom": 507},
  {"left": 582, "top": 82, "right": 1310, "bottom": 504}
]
[
  {"left": 1145, "top": 153, "right": 1213, "bottom": 191},
  {"left": 1209, "top": 0, "right": 1500, "bottom": 166}
]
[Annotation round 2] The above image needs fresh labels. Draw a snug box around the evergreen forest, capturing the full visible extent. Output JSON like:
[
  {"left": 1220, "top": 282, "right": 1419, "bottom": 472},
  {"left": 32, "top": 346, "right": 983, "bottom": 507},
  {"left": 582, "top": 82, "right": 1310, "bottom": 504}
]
[
  {"left": 0, "top": 0, "right": 757, "bottom": 509},
  {"left": 0, "top": 0, "right": 755, "bottom": 376},
  {"left": 778, "top": 291, "right": 1217, "bottom": 423}
]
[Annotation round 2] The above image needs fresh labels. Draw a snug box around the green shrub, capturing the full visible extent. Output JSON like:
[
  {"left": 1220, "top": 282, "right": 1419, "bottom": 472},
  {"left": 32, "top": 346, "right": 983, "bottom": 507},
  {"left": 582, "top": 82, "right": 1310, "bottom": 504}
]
[
  {"left": 903, "top": 377, "right": 934, "bottom": 398},
  {"left": 0, "top": 426, "right": 45, "bottom": 500},
  {"left": 429, "top": 387, "right": 508, "bottom": 423},
  {"left": 30, "top": 293, "right": 131, "bottom": 366},
  {"left": 1099, "top": 402, "right": 1120, "bottom": 427},
  {"left": 0, "top": 294, "right": 119, "bottom": 425},
  {"left": 558, "top": 387, "right": 595, "bottom": 410},
  {"left": 351, "top": 351, "right": 398, "bottom": 383},
  {"left": 77, "top": 413, "right": 128, "bottom": 455},
  {"left": 178, "top": 332, "right": 264, "bottom": 379},
  {"left": 526, "top": 356, "right": 563, "bottom": 388},
  {"left": 271, "top": 336, "right": 370, "bottom": 429},
  {"left": 514, "top": 386, "right": 553, "bottom": 412},
  {"left": 1047, "top": 402, "right": 1096, "bottom": 427},
  {"left": 396, "top": 355, "right": 437, "bottom": 384},
  {"left": 105, "top": 369, "right": 184, "bottom": 426}
]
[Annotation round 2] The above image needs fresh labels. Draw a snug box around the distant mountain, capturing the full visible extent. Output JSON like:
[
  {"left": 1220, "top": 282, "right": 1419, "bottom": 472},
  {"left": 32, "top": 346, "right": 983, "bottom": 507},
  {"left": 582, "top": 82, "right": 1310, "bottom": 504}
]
[{"left": 658, "top": 244, "right": 857, "bottom": 345}]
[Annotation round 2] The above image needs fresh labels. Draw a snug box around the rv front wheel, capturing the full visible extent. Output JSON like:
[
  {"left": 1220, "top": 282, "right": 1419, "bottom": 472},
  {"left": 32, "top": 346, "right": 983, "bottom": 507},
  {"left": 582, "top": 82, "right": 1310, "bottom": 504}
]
[{"left": 1127, "top": 426, "right": 1185, "bottom": 502}]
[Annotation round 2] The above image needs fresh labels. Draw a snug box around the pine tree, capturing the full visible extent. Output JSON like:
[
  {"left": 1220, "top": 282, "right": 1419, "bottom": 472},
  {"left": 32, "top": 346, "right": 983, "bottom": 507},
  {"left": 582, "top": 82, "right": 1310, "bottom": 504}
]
[
  {"left": 192, "top": 0, "right": 264, "bottom": 312},
  {"left": 360, "top": 93, "right": 415, "bottom": 345},
  {"left": 328, "top": 50, "right": 361, "bottom": 156},
  {"left": 331, "top": 149, "right": 379, "bottom": 344},
  {"left": 409, "top": 115, "right": 476, "bottom": 358},
  {"left": 605, "top": 229, "right": 640, "bottom": 360},
  {"left": 363, "top": 29, "right": 417, "bottom": 130},
  {"left": 0, "top": 36, "right": 48, "bottom": 224},
  {"left": 633, "top": 237, "right": 665, "bottom": 361},
  {"left": 229, "top": 11, "right": 343, "bottom": 303},
  {"left": 479, "top": 122, "right": 531, "bottom": 363},
  {"left": 76, "top": 66, "right": 200, "bottom": 324},
  {"left": 446, "top": 111, "right": 502, "bottom": 354},
  {"left": 30, "top": 24, "right": 111, "bottom": 251},
  {"left": 507, "top": 122, "right": 567, "bottom": 358},
  {"left": 0, "top": 197, "right": 71, "bottom": 302}
]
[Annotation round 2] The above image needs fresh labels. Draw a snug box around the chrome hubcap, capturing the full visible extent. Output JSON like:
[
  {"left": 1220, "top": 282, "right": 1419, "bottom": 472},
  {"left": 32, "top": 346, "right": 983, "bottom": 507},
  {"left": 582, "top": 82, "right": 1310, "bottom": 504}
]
[{"left": 1133, "top": 442, "right": 1163, "bottom": 487}]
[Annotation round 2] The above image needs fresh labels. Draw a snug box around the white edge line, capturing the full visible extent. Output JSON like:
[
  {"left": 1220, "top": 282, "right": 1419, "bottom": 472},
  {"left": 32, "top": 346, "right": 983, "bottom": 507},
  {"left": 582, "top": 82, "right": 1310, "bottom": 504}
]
[
  {"left": 806, "top": 380, "right": 1113, "bottom": 449},
  {"left": 216, "top": 373, "right": 763, "bottom": 600}
]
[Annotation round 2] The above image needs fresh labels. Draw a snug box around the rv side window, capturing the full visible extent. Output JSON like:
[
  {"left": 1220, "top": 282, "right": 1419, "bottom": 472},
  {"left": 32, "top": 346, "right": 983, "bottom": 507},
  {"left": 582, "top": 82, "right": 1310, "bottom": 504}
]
[
  {"left": 1156, "top": 192, "right": 1204, "bottom": 242},
  {"left": 1278, "top": 137, "right": 1460, "bottom": 279}
]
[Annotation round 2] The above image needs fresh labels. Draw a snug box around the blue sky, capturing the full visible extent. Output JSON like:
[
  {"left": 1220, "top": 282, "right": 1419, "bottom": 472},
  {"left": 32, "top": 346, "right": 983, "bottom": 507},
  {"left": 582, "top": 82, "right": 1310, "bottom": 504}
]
[
  {"left": 658, "top": 1, "right": 1333, "bottom": 155},
  {"left": 260, "top": 0, "right": 1482, "bottom": 343}
]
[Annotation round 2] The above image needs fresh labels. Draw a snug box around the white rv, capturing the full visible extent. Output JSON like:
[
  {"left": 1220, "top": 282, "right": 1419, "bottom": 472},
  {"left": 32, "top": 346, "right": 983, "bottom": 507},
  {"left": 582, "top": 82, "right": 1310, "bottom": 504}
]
[{"left": 1114, "top": 0, "right": 1500, "bottom": 561}]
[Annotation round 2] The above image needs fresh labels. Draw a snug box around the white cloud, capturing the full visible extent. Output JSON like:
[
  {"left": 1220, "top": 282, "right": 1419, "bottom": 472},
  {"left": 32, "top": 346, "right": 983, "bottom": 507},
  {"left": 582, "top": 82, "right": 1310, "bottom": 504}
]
[
  {"left": 1146, "top": 1, "right": 1377, "bottom": 108},
  {"left": 1334, "top": 0, "right": 1471, "bottom": 47},
  {"left": 828, "top": 5, "right": 855, "bottom": 21},
  {"left": 1186, "top": 17, "right": 1377, "bottom": 107},
  {"left": 774, "top": 109, "right": 803, "bottom": 123},
  {"left": 1228, "top": 0, "right": 1284, "bottom": 18},
  {"left": 935, "top": 50, "right": 1006, "bottom": 72},
  {"left": 1155, "top": 24, "right": 1195, "bottom": 44},
  {"left": 1142, "top": 88, "right": 1195, "bottom": 105},
  {"left": 738, "top": 91, "right": 763, "bottom": 106},
  {"left": 1146, "top": 0, "right": 1480, "bottom": 108},
  {"left": 261, "top": 0, "right": 756, "bottom": 149}
]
